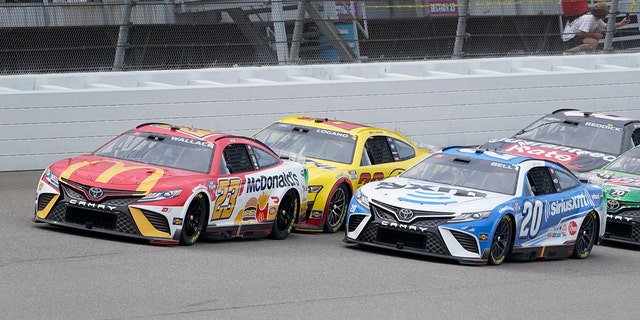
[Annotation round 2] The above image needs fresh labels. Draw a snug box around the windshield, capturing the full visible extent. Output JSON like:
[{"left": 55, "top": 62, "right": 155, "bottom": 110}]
[
  {"left": 253, "top": 123, "right": 356, "bottom": 164},
  {"left": 93, "top": 130, "right": 214, "bottom": 173},
  {"left": 401, "top": 153, "right": 519, "bottom": 195},
  {"left": 604, "top": 147, "right": 640, "bottom": 175},
  {"left": 515, "top": 117, "right": 624, "bottom": 155}
]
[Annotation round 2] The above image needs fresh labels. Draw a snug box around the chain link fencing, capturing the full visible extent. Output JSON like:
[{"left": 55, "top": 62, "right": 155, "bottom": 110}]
[{"left": 1, "top": 0, "right": 639, "bottom": 74}]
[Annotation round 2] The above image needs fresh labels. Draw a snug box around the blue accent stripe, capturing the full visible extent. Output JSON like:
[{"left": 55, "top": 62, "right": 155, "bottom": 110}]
[
  {"left": 406, "top": 193, "right": 450, "bottom": 200},
  {"left": 398, "top": 196, "right": 457, "bottom": 205}
]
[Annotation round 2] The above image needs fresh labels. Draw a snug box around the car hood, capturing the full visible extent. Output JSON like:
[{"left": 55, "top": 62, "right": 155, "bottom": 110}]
[
  {"left": 480, "top": 137, "right": 616, "bottom": 172},
  {"left": 593, "top": 169, "right": 640, "bottom": 189},
  {"left": 360, "top": 176, "right": 512, "bottom": 214},
  {"left": 50, "top": 155, "right": 204, "bottom": 192},
  {"left": 592, "top": 170, "right": 640, "bottom": 208}
]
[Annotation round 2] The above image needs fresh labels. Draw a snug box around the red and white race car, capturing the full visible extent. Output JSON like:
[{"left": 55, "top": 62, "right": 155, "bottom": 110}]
[{"left": 34, "top": 123, "right": 308, "bottom": 245}]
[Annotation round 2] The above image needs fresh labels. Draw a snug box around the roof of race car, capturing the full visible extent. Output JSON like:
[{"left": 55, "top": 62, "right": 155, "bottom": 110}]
[
  {"left": 546, "top": 108, "right": 640, "bottom": 127},
  {"left": 135, "top": 122, "right": 230, "bottom": 142},
  {"left": 442, "top": 146, "right": 537, "bottom": 166},
  {"left": 275, "top": 115, "right": 379, "bottom": 134}
]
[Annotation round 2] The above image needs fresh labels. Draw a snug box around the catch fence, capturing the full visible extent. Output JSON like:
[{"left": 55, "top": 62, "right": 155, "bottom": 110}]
[{"left": 1, "top": 0, "right": 639, "bottom": 74}]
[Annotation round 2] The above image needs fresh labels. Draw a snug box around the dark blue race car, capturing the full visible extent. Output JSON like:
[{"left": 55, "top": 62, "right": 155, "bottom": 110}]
[{"left": 345, "top": 147, "right": 605, "bottom": 265}]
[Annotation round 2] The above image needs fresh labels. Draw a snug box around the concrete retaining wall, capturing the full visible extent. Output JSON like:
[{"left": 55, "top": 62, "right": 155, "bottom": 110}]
[{"left": 2, "top": 54, "right": 640, "bottom": 172}]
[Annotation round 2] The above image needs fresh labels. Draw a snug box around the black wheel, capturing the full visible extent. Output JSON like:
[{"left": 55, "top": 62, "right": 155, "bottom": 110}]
[
  {"left": 270, "top": 191, "right": 299, "bottom": 240},
  {"left": 323, "top": 184, "right": 349, "bottom": 233},
  {"left": 572, "top": 211, "right": 597, "bottom": 259},
  {"left": 489, "top": 215, "right": 513, "bottom": 265},
  {"left": 180, "top": 193, "right": 207, "bottom": 246}
]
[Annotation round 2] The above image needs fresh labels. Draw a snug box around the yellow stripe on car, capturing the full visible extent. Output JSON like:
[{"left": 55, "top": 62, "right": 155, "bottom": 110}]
[
  {"left": 129, "top": 207, "right": 171, "bottom": 238},
  {"left": 36, "top": 194, "right": 60, "bottom": 219}
]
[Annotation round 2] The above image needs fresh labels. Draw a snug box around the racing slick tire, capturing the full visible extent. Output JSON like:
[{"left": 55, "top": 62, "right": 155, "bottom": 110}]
[
  {"left": 489, "top": 215, "right": 513, "bottom": 265},
  {"left": 270, "top": 190, "right": 299, "bottom": 240},
  {"left": 180, "top": 193, "right": 207, "bottom": 246},
  {"left": 323, "top": 184, "right": 349, "bottom": 233},
  {"left": 571, "top": 211, "right": 597, "bottom": 259}
]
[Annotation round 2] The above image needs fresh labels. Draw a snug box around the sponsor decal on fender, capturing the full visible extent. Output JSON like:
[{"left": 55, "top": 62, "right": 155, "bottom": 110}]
[
  {"left": 545, "top": 192, "right": 594, "bottom": 221},
  {"left": 245, "top": 171, "right": 300, "bottom": 193}
]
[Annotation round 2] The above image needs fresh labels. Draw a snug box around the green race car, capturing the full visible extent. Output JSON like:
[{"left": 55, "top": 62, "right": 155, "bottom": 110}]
[{"left": 590, "top": 146, "right": 640, "bottom": 245}]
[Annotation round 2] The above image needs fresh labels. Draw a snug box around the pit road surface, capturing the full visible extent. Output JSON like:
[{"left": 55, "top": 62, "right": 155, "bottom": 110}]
[{"left": 2, "top": 170, "right": 639, "bottom": 320}]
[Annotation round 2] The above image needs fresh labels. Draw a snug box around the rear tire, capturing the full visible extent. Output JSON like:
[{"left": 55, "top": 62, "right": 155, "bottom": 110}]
[
  {"left": 180, "top": 193, "right": 207, "bottom": 246},
  {"left": 270, "top": 190, "right": 298, "bottom": 240},
  {"left": 323, "top": 184, "right": 349, "bottom": 233},
  {"left": 488, "top": 215, "right": 513, "bottom": 265},
  {"left": 572, "top": 211, "right": 597, "bottom": 259}
]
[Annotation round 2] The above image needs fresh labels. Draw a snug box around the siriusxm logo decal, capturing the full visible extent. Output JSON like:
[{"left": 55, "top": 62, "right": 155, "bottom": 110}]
[{"left": 545, "top": 191, "right": 594, "bottom": 221}]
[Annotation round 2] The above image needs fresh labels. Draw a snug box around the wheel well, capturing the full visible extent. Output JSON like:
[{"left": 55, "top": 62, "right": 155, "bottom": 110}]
[
  {"left": 331, "top": 182, "right": 353, "bottom": 205},
  {"left": 285, "top": 188, "right": 299, "bottom": 201},
  {"left": 342, "top": 182, "right": 353, "bottom": 198},
  {"left": 198, "top": 192, "right": 210, "bottom": 232},
  {"left": 505, "top": 213, "right": 516, "bottom": 251},
  {"left": 590, "top": 209, "right": 600, "bottom": 234}
]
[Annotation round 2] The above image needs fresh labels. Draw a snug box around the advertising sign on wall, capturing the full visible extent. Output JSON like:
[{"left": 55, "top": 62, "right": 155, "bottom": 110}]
[{"left": 429, "top": 0, "right": 458, "bottom": 15}]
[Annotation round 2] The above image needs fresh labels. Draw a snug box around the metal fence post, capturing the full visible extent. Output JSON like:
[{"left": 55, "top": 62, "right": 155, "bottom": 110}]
[
  {"left": 289, "top": 1, "right": 307, "bottom": 62},
  {"left": 272, "top": 0, "right": 289, "bottom": 64},
  {"left": 453, "top": 0, "right": 470, "bottom": 58},
  {"left": 113, "top": 0, "right": 135, "bottom": 71},
  {"left": 603, "top": 0, "right": 621, "bottom": 52}
]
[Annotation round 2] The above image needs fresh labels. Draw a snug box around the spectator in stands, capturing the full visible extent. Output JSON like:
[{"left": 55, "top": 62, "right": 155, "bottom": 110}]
[{"left": 562, "top": 2, "right": 629, "bottom": 53}]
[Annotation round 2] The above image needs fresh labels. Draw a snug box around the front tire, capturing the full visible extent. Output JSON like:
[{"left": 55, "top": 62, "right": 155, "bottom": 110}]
[
  {"left": 270, "top": 190, "right": 299, "bottom": 240},
  {"left": 323, "top": 184, "right": 349, "bottom": 233},
  {"left": 572, "top": 211, "right": 597, "bottom": 259},
  {"left": 488, "top": 215, "right": 513, "bottom": 265},
  {"left": 180, "top": 193, "right": 207, "bottom": 246}
]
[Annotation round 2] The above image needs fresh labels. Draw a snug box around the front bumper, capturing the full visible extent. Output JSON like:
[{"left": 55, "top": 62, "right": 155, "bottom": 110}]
[
  {"left": 345, "top": 204, "right": 489, "bottom": 265},
  {"left": 604, "top": 210, "right": 640, "bottom": 244},
  {"left": 35, "top": 183, "right": 177, "bottom": 244}
]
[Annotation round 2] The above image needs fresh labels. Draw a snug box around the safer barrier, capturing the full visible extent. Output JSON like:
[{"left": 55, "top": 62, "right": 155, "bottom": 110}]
[{"left": 1, "top": 53, "right": 640, "bottom": 171}]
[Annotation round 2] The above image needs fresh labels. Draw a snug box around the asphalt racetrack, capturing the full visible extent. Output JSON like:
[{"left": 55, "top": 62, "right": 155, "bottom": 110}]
[{"left": 2, "top": 170, "right": 640, "bottom": 320}]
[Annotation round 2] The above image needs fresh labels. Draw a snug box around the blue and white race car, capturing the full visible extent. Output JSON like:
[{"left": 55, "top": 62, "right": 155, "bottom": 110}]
[{"left": 344, "top": 147, "right": 605, "bottom": 265}]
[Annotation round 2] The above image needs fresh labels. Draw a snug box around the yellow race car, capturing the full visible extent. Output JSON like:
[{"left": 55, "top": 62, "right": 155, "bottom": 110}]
[{"left": 253, "top": 116, "right": 430, "bottom": 233}]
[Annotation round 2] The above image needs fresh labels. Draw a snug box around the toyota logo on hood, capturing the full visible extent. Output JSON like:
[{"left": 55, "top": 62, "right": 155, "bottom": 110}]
[
  {"left": 88, "top": 187, "right": 104, "bottom": 200},
  {"left": 398, "top": 208, "right": 414, "bottom": 222}
]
